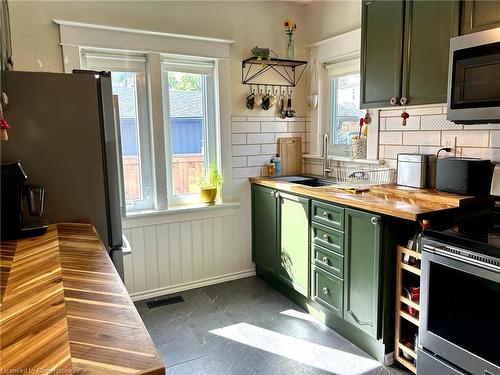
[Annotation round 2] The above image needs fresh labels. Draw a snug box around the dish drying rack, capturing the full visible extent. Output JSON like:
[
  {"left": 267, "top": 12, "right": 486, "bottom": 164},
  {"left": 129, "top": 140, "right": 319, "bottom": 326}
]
[{"left": 327, "top": 167, "right": 395, "bottom": 192}]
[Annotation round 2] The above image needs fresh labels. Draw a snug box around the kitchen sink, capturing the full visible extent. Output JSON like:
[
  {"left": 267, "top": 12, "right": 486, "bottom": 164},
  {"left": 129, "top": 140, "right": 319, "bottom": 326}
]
[{"left": 272, "top": 175, "right": 334, "bottom": 187}]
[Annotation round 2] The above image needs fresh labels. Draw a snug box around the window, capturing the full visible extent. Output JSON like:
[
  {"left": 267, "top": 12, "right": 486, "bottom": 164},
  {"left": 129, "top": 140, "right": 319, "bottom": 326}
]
[
  {"left": 83, "top": 53, "right": 154, "bottom": 212},
  {"left": 163, "top": 60, "right": 217, "bottom": 205},
  {"left": 82, "top": 51, "right": 220, "bottom": 213},
  {"left": 326, "top": 58, "right": 364, "bottom": 145}
]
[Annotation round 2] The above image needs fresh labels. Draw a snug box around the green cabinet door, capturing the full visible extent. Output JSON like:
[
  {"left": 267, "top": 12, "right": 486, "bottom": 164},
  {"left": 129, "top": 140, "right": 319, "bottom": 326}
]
[
  {"left": 344, "top": 208, "right": 381, "bottom": 338},
  {"left": 278, "top": 192, "right": 310, "bottom": 296},
  {"left": 360, "top": 0, "right": 405, "bottom": 109},
  {"left": 461, "top": 0, "right": 500, "bottom": 35},
  {"left": 402, "top": 0, "right": 460, "bottom": 105},
  {"left": 252, "top": 184, "right": 278, "bottom": 274}
]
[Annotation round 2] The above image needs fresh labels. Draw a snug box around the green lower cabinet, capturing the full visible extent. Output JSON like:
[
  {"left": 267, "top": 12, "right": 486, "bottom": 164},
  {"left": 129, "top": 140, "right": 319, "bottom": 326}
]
[
  {"left": 278, "top": 192, "right": 310, "bottom": 297},
  {"left": 344, "top": 208, "right": 382, "bottom": 339},
  {"left": 312, "top": 266, "right": 343, "bottom": 317},
  {"left": 252, "top": 185, "right": 278, "bottom": 274}
]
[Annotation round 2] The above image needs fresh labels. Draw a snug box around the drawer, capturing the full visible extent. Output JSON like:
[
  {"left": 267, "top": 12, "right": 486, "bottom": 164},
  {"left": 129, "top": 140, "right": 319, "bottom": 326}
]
[
  {"left": 312, "top": 200, "right": 344, "bottom": 230},
  {"left": 311, "top": 221, "right": 344, "bottom": 254},
  {"left": 312, "top": 243, "right": 343, "bottom": 279},
  {"left": 312, "top": 266, "right": 343, "bottom": 317}
]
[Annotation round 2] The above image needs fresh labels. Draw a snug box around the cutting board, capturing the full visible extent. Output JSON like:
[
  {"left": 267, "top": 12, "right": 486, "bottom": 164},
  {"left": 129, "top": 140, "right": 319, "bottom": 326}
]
[{"left": 278, "top": 136, "right": 302, "bottom": 175}]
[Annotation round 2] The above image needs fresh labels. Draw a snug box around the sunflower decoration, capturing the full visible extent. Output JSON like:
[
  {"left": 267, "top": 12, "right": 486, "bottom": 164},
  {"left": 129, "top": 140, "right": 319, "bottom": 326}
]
[{"left": 283, "top": 19, "right": 297, "bottom": 35}]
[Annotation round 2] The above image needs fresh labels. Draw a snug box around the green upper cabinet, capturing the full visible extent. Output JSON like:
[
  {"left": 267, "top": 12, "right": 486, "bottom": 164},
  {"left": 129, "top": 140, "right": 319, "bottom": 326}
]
[
  {"left": 343, "top": 208, "right": 382, "bottom": 338},
  {"left": 402, "top": 0, "right": 460, "bottom": 105},
  {"left": 360, "top": 0, "right": 405, "bottom": 109},
  {"left": 461, "top": 0, "right": 500, "bottom": 35},
  {"left": 361, "top": 0, "right": 460, "bottom": 108},
  {"left": 252, "top": 185, "right": 278, "bottom": 274},
  {"left": 278, "top": 192, "right": 310, "bottom": 296}
]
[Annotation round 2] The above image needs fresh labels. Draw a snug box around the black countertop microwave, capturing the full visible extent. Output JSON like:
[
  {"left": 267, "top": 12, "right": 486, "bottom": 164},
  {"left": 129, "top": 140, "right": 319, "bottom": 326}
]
[{"left": 447, "top": 27, "right": 500, "bottom": 124}]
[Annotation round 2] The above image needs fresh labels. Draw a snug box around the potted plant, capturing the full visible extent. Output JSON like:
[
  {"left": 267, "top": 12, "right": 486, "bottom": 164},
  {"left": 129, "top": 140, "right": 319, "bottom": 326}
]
[{"left": 199, "top": 165, "right": 224, "bottom": 205}]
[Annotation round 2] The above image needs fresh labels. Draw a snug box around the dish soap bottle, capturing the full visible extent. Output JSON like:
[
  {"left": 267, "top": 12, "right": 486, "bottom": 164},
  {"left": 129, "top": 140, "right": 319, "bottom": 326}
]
[{"left": 272, "top": 154, "right": 282, "bottom": 177}]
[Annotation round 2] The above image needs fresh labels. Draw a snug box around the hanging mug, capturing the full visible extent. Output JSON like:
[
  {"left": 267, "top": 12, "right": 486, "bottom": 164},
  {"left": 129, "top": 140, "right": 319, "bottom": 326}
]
[
  {"left": 254, "top": 93, "right": 263, "bottom": 108},
  {"left": 261, "top": 93, "right": 271, "bottom": 110},
  {"left": 246, "top": 93, "right": 255, "bottom": 110}
]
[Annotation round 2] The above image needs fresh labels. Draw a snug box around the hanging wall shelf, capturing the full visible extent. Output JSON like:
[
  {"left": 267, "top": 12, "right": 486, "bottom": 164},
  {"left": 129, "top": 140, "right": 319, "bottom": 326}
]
[{"left": 241, "top": 57, "right": 307, "bottom": 87}]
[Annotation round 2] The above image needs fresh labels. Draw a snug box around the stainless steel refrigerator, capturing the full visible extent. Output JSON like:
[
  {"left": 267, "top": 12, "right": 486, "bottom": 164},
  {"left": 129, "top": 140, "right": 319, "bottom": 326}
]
[{"left": 1, "top": 70, "right": 126, "bottom": 279}]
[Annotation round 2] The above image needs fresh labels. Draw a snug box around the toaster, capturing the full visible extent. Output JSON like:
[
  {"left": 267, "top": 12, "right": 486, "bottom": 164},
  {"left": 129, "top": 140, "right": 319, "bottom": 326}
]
[
  {"left": 397, "top": 154, "right": 436, "bottom": 188},
  {"left": 435, "top": 157, "right": 491, "bottom": 195}
]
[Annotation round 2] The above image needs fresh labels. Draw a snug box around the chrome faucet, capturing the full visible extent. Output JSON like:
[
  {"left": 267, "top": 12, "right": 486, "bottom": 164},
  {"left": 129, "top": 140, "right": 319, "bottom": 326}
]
[{"left": 322, "top": 133, "right": 331, "bottom": 178}]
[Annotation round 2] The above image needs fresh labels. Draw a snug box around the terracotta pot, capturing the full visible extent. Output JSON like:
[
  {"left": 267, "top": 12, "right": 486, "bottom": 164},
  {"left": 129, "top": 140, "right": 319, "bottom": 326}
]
[{"left": 200, "top": 187, "right": 217, "bottom": 205}]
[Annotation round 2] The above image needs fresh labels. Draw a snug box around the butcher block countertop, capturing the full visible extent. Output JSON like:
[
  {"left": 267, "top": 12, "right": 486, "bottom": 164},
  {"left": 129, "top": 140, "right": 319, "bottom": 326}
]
[
  {"left": 0, "top": 223, "right": 165, "bottom": 375},
  {"left": 250, "top": 177, "right": 486, "bottom": 221}
]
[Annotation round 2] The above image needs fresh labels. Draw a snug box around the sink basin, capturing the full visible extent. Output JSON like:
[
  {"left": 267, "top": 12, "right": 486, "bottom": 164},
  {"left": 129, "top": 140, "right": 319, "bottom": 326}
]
[{"left": 272, "top": 175, "right": 334, "bottom": 187}]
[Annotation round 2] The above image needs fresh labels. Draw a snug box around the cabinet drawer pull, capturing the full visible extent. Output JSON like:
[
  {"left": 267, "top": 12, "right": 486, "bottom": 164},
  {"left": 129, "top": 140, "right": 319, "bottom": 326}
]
[
  {"left": 389, "top": 97, "right": 398, "bottom": 106},
  {"left": 371, "top": 217, "right": 379, "bottom": 225},
  {"left": 322, "top": 287, "right": 329, "bottom": 295},
  {"left": 400, "top": 97, "right": 408, "bottom": 106},
  {"left": 322, "top": 234, "right": 330, "bottom": 242},
  {"left": 322, "top": 211, "right": 329, "bottom": 219},
  {"left": 322, "top": 256, "right": 329, "bottom": 264}
]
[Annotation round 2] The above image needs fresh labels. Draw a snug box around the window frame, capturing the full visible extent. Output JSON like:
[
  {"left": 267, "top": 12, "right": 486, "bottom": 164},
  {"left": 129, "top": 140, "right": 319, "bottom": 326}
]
[
  {"left": 162, "top": 58, "right": 217, "bottom": 206},
  {"left": 82, "top": 52, "right": 155, "bottom": 212}
]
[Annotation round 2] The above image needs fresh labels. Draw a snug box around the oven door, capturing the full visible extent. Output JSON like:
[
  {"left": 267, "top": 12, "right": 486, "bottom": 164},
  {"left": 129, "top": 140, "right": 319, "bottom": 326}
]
[
  {"left": 420, "top": 249, "right": 500, "bottom": 375},
  {"left": 447, "top": 27, "right": 500, "bottom": 124}
]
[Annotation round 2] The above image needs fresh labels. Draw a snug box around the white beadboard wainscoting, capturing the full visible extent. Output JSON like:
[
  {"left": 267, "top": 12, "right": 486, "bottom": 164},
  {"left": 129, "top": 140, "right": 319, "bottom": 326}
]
[{"left": 122, "top": 203, "right": 255, "bottom": 301}]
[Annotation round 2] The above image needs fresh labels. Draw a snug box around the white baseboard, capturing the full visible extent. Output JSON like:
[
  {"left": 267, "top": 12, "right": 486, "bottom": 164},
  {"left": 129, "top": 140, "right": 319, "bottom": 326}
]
[{"left": 129, "top": 269, "right": 256, "bottom": 301}]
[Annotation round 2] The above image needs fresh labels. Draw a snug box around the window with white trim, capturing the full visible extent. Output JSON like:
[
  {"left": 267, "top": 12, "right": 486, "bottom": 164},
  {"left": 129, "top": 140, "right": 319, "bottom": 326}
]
[
  {"left": 83, "top": 53, "right": 154, "bottom": 211},
  {"left": 162, "top": 59, "right": 217, "bottom": 205},
  {"left": 83, "top": 52, "right": 219, "bottom": 213},
  {"left": 326, "top": 58, "right": 364, "bottom": 145}
]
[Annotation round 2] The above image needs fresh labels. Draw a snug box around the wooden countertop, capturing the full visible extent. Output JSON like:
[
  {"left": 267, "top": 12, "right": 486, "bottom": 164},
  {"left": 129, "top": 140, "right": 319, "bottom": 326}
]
[
  {"left": 250, "top": 177, "right": 485, "bottom": 221},
  {"left": 0, "top": 223, "right": 165, "bottom": 375}
]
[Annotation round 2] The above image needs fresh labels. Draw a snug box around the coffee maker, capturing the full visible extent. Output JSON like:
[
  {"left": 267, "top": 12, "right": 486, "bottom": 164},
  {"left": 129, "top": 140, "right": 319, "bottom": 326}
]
[{"left": 1, "top": 161, "right": 48, "bottom": 239}]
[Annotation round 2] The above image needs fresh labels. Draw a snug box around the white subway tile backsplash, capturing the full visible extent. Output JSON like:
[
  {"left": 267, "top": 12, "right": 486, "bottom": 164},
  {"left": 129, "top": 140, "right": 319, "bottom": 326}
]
[
  {"left": 232, "top": 121, "right": 260, "bottom": 134},
  {"left": 379, "top": 131, "right": 402, "bottom": 145},
  {"left": 261, "top": 121, "right": 288, "bottom": 133},
  {"left": 261, "top": 144, "right": 278, "bottom": 155},
  {"left": 490, "top": 131, "right": 500, "bottom": 147},
  {"left": 246, "top": 116, "right": 276, "bottom": 122},
  {"left": 380, "top": 106, "right": 442, "bottom": 117},
  {"left": 232, "top": 156, "right": 247, "bottom": 167},
  {"left": 441, "top": 130, "right": 490, "bottom": 147},
  {"left": 288, "top": 122, "right": 306, "bottom": 132},
  {"left": 231, "top": 116, "right": 246, "bottom": 121},
  {"left": 231, "top": 134, "right": 246, "bottom": 145},
  {"left": 247, "top": 133, "right": 275, "bottom": 144},
  {"left": 403, "top": 131, "right": 441, "bottom": 146},
  {"left": 248, "top": 154, "right": 274, "bottom": 167},
  {"left": 420, "top": 115, "right": 462, "bottom": 130},
  {"left": 384, "top": 145, "right": 419, "bottom": 159},
  {"left": 232, "top": 144, "right": 261, "bottom": 156},
  {"left": 461, "top": 147, "right": 500, "bottom": 161},
  {"left": 232, "top": 167, "right": 262, "bottom": 179},
  {"left": 385, "top": 116, "right": 420, "bottom": 130}
]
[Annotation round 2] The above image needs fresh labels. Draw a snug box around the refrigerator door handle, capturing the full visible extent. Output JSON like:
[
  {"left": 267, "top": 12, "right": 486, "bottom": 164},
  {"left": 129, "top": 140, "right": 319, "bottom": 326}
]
[{"left": 122, "top": 233, "right": 132, "bottom": 255}]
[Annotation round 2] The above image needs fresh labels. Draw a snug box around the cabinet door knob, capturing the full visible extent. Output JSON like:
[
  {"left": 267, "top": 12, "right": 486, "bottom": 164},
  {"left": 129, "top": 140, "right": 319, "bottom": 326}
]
[
  {"left": 322, "top": 256, "right": 329, "bottom": 264},
  {"left": 322, "top": 287, "right": 329, "bottom": 295},
  {"left": 400, "top": 97, "right": 408, "bottom": 106},
  {"left": 371, "top": 217, "right": 379, "bottom": 225},
  {"left": 322, "top": 211, "right": 329, "bottom": 219},
  {"left": 275, "top": 192, "right": 280, "bottom": 199},
  {"left": 322, "top": 234, "right": 330, "bottom": 242},
  {"left": 389, "top": 97, "right": 398, "bottom": 106}
]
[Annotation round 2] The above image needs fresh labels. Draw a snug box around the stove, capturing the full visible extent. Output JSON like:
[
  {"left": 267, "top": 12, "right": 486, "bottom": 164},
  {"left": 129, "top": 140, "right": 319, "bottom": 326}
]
[{"left": 418, "top": 213, "right": 500, "bottom": 375}]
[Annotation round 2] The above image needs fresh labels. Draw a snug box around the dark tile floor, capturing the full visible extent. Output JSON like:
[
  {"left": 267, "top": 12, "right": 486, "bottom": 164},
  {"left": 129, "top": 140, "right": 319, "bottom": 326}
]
[{"left": 135, "top": 276, "right": 410, "bottom": 375}]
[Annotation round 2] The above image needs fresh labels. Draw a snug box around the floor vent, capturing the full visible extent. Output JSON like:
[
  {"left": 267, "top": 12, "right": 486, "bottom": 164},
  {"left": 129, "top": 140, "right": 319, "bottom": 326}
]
[{"left": 146, "top": 295, "right": 184, "bottom": 308}]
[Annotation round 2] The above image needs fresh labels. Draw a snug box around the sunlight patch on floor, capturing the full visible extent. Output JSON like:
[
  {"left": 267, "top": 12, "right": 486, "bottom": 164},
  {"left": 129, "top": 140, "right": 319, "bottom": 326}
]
[
  {"left": 210, "top": 322, "right": 381, "bottom": 375},
  {"left": 280, "top": 308, "right": 322, "bottom": 324}
]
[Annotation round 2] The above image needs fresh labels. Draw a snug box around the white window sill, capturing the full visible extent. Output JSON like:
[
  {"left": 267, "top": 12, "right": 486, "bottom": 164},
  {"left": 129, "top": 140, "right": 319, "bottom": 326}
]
[
  {"left": 302, "top": 154, "right": 384, "bottom": 165},
  {"left": 122, "top": 201, "right": 241, "bottom": 228}
]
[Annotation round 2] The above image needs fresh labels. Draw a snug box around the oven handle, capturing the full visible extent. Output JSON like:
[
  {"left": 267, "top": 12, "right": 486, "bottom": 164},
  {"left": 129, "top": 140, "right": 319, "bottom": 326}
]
[{"left": 423, "top": 244, "right": 500, "bottom": 273}]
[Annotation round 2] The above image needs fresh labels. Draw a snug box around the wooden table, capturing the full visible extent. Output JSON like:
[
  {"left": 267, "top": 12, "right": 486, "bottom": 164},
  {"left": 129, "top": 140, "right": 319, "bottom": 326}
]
[
  {"left": 0, "top": 223, "right": 165, "bottom": 375},
  {"left": 250, "top": 178, "right": 486, "bottom": 221}
]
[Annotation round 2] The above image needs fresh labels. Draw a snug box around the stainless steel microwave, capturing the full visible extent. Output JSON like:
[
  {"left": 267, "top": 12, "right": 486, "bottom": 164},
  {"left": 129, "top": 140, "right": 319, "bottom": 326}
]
[{"left": 447, "top": 27, "right": 500, "bottom": 124}]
